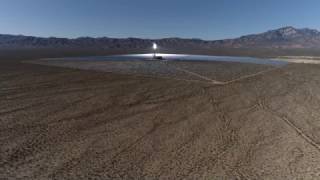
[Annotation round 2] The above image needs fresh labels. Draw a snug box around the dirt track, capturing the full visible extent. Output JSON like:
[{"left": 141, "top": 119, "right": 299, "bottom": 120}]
[{"left": 1, "top": 60, "right": 320, "bottom": 179}]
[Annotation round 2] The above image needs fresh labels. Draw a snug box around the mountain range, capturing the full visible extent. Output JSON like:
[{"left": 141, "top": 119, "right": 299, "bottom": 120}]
[{"left": 1, "top": 26, "right": 320, "bottom": 50}]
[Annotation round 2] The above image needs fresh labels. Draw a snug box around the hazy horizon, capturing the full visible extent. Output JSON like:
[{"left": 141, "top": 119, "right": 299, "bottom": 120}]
[
  {"left": 1, "top": 0, "right": 320, "bottom": 40},
  {"left": 2, "top": 25, "right": 318, "bottom": 41}
]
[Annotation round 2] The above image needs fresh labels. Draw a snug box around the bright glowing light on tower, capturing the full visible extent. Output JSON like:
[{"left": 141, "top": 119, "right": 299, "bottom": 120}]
[{"left": 153, "top": 42, "right": 157, "bottom": 50}]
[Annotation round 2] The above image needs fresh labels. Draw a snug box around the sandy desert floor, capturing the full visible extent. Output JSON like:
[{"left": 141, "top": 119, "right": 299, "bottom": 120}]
[{"left": 1, "top": 58, "right": 320, "bottom": 179}]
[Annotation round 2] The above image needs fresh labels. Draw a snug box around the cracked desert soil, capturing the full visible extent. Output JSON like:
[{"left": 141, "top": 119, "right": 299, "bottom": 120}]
[{"left": 1, "top": 59, "right": 320, "bottom": 179}]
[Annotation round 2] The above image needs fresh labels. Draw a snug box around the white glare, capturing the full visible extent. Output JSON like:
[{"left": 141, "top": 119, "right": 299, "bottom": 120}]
[
  {"left": 153, "top": 43, "right": 157, "bottom": 50},
  {"left": 127, "top": 53, "right": 186, "bottom": 58}
]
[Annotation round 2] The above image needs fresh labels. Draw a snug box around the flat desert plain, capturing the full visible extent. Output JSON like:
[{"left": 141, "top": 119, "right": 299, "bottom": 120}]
[{"left": 1, "top": 57, "right": 320, "bottom": 179}]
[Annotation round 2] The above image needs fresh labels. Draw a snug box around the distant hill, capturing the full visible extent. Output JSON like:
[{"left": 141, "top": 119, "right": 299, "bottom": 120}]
[
  {"left": 215, "top": 26, "right": 320, "bottom": 49},
  {"left": 1, "top": 26, "right": 320, "bottom": 51}
]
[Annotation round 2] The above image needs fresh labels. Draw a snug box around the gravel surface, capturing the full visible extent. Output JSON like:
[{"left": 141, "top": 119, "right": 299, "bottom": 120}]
[
  {"left": 1, "top": 60, "right": 320, "bottom": 179},
  {"left": 30, "top": 59, "right": 274, "bottom": 83}
]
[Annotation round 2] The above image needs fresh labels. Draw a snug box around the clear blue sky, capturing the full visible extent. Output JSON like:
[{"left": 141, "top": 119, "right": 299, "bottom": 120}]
[{"left": 0, "top": 0, "right": 320, "bottom": 40}]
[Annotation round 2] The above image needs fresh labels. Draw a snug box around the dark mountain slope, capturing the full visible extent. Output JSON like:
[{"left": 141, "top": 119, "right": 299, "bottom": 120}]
[{"left": 1, "top": 27, "right": 320, "bottom": 57}]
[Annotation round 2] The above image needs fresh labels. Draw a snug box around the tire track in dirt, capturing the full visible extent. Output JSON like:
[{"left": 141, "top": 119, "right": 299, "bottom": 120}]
[
  {"left": 167, "top": 90, "right": 238, "bottom": 179},
  {"left": 269, "top": 110, "right": 320, "bottom": 152},
  {"left": 0, "top": 101, "right": 46, "bottom": 116},
  {"left": 173, "top": 66, "right": 224, "bottom": 84},
  {"left": 2, "top": 85, "right": 107, "bottom": 101},
  {"left": 110, "top": 113, "right": 163, "bottom": 163},
  {"left": 1, "top": 95, "right": 117, "bottom": 174},
  {"left": 65, "top": 90, "right": 197, "bottom": 177},
  {"left": 37, "top": 135, "right": 106, "bottom": 179},
  {"left": 223, "top": 67, "right": 281, "bottom": 85},
  {"left": 259, "top": 98, "right": 320, "bottom": 152},
  {"left": 173, "top": 66, "right": 283, "bottom": 86},
  {"left": 104, "top": 93, "right": 209, "bottom": 178},
  {"left": 0, "top": 95, "right": 99, "bottom": 136},
  {"left": 38, "top": 94, "right": 98, "bottom": 120}
]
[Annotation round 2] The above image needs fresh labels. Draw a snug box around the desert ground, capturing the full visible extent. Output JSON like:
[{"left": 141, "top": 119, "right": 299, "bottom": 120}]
[
  {"left": 1, "top": 55, "right": 320, "bottom": 179},
  {"left": 274, "top": 56, "right": 320, "bottom": 64}
]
